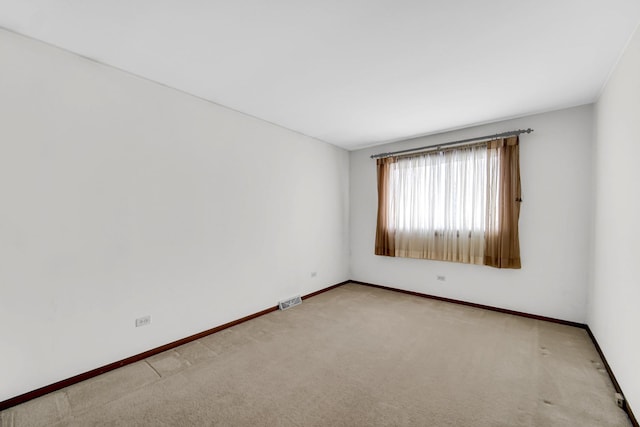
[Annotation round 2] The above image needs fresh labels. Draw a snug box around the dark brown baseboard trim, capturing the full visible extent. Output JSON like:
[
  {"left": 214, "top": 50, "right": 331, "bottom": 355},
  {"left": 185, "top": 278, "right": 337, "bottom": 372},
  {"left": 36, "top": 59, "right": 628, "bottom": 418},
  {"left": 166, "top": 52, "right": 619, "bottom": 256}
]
[
  {"left": 350, "top": 280, "right": 587, "bottom": 328},
  {"left": 0, "top": 280, "right": 351, "bottom": 412},
  {"left": 350, "top": 280, "right": 637, "bottom": 427},
  {"left": 4, "top": 278, "right": 635, "bottom": 427},
  {"left": 301, "top": 281, "right": 345, "bottom": 300},
  {"left": 585, "top": 326, "right": 638, "bottom": 427}
]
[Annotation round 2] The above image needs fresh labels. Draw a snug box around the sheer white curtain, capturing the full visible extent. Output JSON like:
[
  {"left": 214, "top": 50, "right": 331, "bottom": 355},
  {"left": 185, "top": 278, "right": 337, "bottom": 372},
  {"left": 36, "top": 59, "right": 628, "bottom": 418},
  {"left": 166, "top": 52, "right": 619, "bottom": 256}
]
[{"left": 384, "top": 144, "right": 488, "bottom": 264}]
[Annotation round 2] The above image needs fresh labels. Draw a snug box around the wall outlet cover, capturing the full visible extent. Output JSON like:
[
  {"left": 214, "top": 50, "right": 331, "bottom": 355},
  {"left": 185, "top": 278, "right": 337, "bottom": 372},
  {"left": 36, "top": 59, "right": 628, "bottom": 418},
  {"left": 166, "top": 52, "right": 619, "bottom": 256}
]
[{"left": 135, "top": 315, "right": 151, "bottom": 327}]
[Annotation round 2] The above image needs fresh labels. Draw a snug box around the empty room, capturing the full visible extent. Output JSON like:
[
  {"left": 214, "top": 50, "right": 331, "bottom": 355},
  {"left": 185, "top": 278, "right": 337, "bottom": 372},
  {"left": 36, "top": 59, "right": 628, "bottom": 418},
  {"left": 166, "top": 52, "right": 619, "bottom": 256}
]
[{"left": 1, "top": 1, "right": 639, "bottom": 426}]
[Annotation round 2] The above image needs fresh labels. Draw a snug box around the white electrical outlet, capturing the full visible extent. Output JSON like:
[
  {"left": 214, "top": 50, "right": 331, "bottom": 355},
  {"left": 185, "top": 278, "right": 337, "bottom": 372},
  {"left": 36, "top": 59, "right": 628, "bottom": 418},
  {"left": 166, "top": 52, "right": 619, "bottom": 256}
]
[
  {"left": 135, "top": 315, "right": 151, "bottom": 327},
  {"left": 437, "top": 275, "right": 446, "bottom": 281}
]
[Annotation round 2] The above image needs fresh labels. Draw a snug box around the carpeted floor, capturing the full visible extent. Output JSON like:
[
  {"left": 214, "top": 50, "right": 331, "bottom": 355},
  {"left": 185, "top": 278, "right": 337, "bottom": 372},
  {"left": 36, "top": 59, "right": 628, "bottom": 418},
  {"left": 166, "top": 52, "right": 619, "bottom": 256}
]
[{"left": 0, "top": 283, "right": 631, "bottom": 426}]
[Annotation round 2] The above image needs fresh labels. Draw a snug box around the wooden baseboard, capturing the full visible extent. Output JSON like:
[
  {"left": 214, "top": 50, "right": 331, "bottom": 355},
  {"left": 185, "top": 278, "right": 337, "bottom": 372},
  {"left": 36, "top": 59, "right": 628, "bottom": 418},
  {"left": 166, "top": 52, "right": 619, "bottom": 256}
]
[
  {"left": 4, "top": 278, "right": 635, "bottom": 427},
  {"left": 0, "top": 280, "right": 350, "bottom": 411},
  {"left": 349, "top": 280, "right": 637, "bottom": 427},
  {"left": 350, "top": 280, "right": 587, "bottom": 328},
  {"left": 585, "top": 326, "right": 638, "bottom": 427},
  {"left": 301, "top": 282, "right": 345, "bottom": 300}
]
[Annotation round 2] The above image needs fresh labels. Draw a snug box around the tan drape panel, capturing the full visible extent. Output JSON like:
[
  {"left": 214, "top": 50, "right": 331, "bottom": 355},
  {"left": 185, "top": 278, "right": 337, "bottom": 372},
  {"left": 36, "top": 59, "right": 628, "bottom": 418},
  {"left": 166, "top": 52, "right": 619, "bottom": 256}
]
[
  {"left": 484, "top": 136, "right": 522, "bottom": 269},
  {"left": 374, "top": 157, "right": 396, "bottom": 256}
]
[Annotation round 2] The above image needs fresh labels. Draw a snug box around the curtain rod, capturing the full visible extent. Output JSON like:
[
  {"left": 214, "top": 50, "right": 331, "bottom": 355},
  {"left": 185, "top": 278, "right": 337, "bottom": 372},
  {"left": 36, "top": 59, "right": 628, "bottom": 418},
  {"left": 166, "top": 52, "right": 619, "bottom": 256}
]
[{"left": 370, "top": 128, "right": 534, "bottom": 159}]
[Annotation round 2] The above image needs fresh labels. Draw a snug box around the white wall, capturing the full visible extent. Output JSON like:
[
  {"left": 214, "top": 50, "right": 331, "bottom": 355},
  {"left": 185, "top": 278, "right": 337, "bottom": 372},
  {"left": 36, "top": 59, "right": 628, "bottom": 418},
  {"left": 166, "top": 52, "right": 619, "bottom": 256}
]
[
  {"left": 590, "top": 25, "right": 640, "bottom": 412},
  {"left": 0, "top": 29, "right": 349, "bottom": 402},
  {"left": 350, "top": 105, "right": 593, "bottom": 323}
]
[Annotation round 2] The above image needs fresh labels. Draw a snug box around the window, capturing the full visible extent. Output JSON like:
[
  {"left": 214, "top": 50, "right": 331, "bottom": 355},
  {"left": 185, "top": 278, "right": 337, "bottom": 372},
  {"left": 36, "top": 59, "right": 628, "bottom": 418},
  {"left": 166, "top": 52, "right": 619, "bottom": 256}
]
[{"left": 375, "top": 136, "right": 521, "bottom": 269}]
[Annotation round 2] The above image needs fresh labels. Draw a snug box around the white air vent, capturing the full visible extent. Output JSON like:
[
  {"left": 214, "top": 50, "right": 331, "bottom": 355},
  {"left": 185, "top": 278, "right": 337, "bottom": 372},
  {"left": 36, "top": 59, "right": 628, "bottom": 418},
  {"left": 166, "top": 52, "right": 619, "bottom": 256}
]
[{"left": 279, "top": 295, "right": 302, "bottom": 310}]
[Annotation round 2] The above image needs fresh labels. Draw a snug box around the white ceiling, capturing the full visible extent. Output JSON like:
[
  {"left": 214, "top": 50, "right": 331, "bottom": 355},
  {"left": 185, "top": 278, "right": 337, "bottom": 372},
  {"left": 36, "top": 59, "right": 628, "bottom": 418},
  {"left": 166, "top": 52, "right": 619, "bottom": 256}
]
[{"left": 1, "top": 1, "right": 639, "bottom": 150}]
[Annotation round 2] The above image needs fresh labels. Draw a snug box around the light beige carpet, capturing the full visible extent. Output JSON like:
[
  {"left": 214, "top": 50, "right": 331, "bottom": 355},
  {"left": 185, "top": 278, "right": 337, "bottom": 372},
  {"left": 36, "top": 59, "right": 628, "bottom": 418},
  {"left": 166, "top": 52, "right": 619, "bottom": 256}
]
[{"left": 0, "top": 283, "right": 631, "bottom": 426}]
